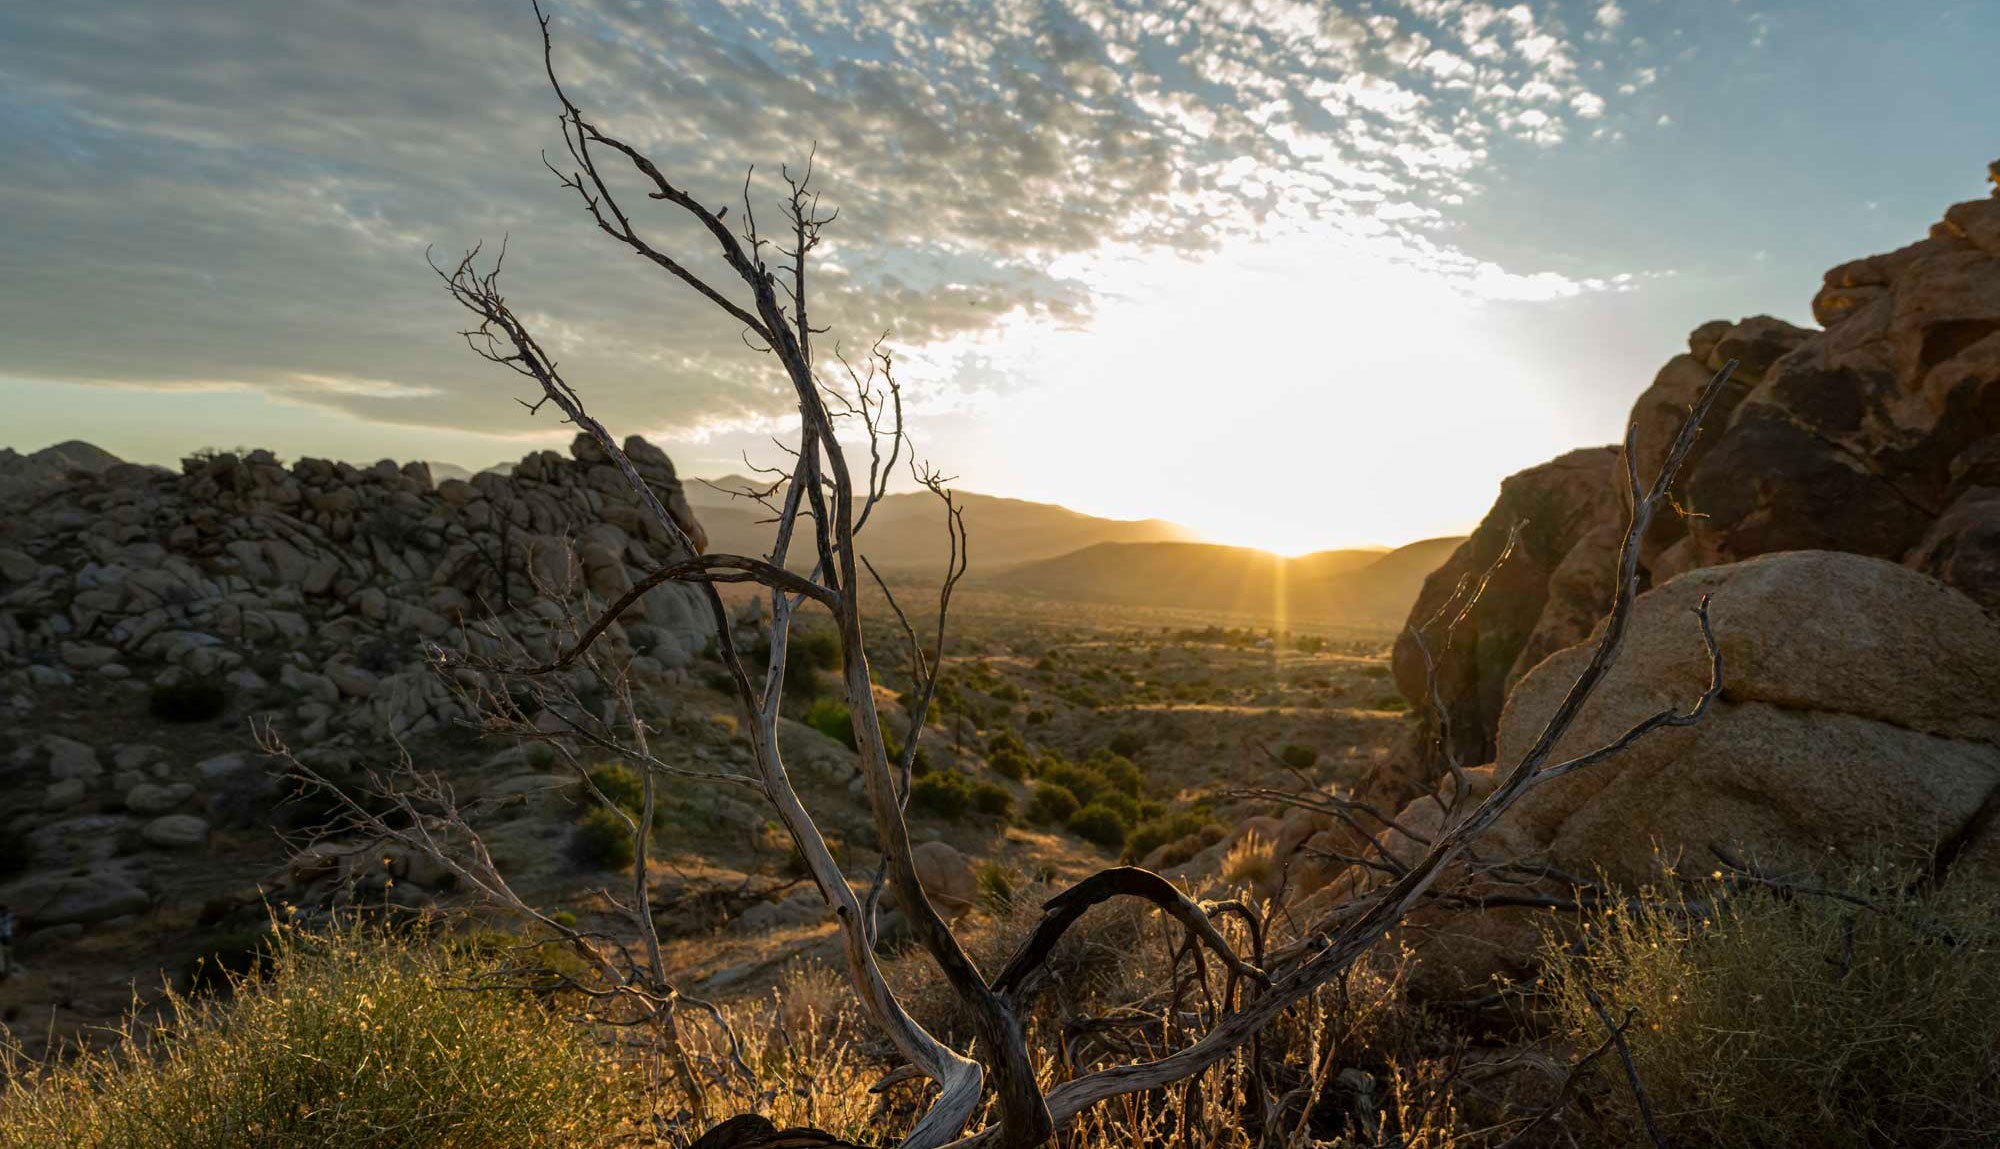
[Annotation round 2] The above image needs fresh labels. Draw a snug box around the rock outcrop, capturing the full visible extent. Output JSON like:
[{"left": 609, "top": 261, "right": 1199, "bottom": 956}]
[
  {"left": 1494, "top": 551, "right": 2000, "bottom": 885},
  {"left": 1394, "top": 166, "right": 2000, "bottom": 781},
  {"left": 0, "top": 434, "right": 713, "bottom": 747},
  {"left": 1300, "top": 552, "right": 2000, "bottom": 994}
]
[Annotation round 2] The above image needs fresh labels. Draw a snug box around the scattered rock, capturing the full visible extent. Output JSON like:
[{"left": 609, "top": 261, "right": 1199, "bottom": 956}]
[
  {"left": 42, "top": 735, "right": 102, "bottom": 782},
  {"left": 196, "top": 752, "right": 249, "bottom": 780},
  {"left": 141, "top": 814, "right": 212, "bottom": 850},
  {"left": 0, "top": 868, "right": 151, "bottom": 928},
  {"left": 906, "top": 841, "right": 979, "bottom": 916},
  {"left": 123, "top": 781, "right": 195, "bottom": 815}
]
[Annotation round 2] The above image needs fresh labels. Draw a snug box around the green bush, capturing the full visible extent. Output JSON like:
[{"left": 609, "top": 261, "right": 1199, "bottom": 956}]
[
  {"left": 786, "top": 628, "right": 842, "bottom": 699},
  {"left": 804, "top": 699, "right": 857, "bottom": 750},
  {"left": 986, "top": 729, "right": 1027, "bottom": 757},
  {"left": 1123, "top": 811, "right": 1213, "bottom": 864},
  {"left": 793, "top": 627, "right": 842, "bottom": 672},
  {"left": 975, "top": 862, "right": 1017, "bottom": 914},
  {"left": 1091, "top": 790, "right": 1140, "bottom": 825},
  {"left": 1028, "top": 783, "right": 1079, "bottom": 825},
  {"left": 148, "top": 678, "right": 228, "bottom": 724},
  {"left": 970, "top": 780, "right": 1014, "bottom": 819},
  {"left": 1067, "top": 804, "right": 1128, "bottom": 851},
  {"left": 1089, "top": 751, "right": 1142, "bottom": 797},
  {"left": 1037, "top": 760, "right": 1101, "bottom": 806},
  {"left": 1025, "top": 709, "right": 1050, "bottom": 726},
  {"left": 0, "top": 920, "right": 617, "bottom": 1149},
  {"left": 988, "top": 748, "right": 1031, "bottom": 781},
  {"left": 585, "top": 761, "right": 644, "bottom": 814},
  {"left": 1106, "top": 729, "right": 1147, "bottom": 759},
  {"left": 569, "top": 805, "right": 636, "bottom": 869},
  {"left": 1278, "top": 743, "right": 1319, "bottom": 771},
  {"left": 1546, "top": 867, "right": 2000, "bottom": 1149},
  {"left": 908, "top": 771, "right": 973, "bottom": 820}
]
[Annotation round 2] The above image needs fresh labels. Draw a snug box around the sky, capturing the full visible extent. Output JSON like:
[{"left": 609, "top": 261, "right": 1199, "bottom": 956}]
[{"left": 1, "top": 0, "right": 1994, "bottom": 554}]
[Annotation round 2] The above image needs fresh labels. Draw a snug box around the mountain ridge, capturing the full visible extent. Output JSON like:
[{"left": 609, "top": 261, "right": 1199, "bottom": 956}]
[{"left": 986, "top": 536, "right": 1464, "bottom": 623}]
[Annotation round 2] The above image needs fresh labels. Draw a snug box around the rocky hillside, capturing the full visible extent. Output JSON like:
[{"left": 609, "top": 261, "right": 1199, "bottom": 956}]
[
  {"left": 0, "top": 434, "right": 718, "bottom": 939},
  {"left": 0, "top": 433, "right": 714, "bottom": 736}
]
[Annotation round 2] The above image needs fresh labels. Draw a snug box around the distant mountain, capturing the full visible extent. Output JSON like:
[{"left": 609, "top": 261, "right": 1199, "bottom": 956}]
[
  {"left": 685, "top": 476, "right": 1197, "bottom": 573},
  {"left": 986, "top": 536, "right": 1465, "bottom": 623}
]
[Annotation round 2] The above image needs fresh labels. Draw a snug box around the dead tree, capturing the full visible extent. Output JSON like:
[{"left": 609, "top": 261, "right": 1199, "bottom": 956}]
[{"left": 294, "top": 5, "right": 1740, "bottom": 1145}]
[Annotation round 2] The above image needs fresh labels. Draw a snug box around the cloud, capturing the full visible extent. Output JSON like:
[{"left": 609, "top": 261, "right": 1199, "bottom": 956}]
[{"left": 0, "top": 0, "right": 1661, "bottom": 442}]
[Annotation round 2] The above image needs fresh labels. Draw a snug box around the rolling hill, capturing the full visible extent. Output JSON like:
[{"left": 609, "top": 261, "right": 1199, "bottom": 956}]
[
  {"left": 684, "top": 475, "right": 1198, "bottom": 573},
  {"left": 985, "top": 536, "right": 1465, "bottom": 624}
]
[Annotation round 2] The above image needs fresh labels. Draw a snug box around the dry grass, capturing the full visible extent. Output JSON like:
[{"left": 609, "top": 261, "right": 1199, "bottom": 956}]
[
  {"left": 0, "top": 916, "right": 620, "bottom": 1149},
  {"left": 1221, "top": 832, "right": 1277, "bottom": 889},
  {"left": 1544, "top": 863, "right": 2000, "bottom": 1149}
]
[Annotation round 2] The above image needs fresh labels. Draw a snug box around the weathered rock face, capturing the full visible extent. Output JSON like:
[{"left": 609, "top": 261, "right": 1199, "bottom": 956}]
[
  {"left": 1394, "top": 168, "right": 2000, "bottom": 780},
  {"left": 1389, "top": 448, "right": 1625, "bottom": 774},
  {"left": 1296, "top": 552, "right": 2000, "bottom": 995},
  {"left": 1494, "top": 552, "right": 2000, "bottom": 886},
  {"left": 0, "top": 433, "right": 712, "bottom": 746}
]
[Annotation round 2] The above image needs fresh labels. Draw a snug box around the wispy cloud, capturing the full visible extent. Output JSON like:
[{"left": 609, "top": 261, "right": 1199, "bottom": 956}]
[{"left": 0, "top": 0, "right": 1686, "bottom": 441}]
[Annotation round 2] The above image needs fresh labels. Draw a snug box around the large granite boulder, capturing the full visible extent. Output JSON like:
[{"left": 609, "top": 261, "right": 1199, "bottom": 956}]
[
  {"left": 1390, "top": 166, "right": 2000, "bottom": 788},
  {"left": 1301, "top": 551, "right": 2000, "bottom": 995},
  {"left": 1494, "top": 551, "right": 2000, "bottom": 885}
]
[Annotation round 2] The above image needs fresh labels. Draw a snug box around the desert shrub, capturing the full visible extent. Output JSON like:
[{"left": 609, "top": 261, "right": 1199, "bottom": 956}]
[
  {"left": 988, "top": 747, "right": 1031, "bottom": 781},
  {"left": 1123, "top": 811, "right": 1211, "bottom": 864},
  {"left": 1088, "top": 750, "right": 1142, "bottom": 797},
  {"left": 1025, "top": 709, "right": 1049, "bottom": 726},
  {"left": 1372, "top": 693, "right": 1410, "bottom": 712},
  {"left": 1067, "top": 804, "right": 1128, "bottom": 850},
  {"left": 975, "top": 862, "right": 1017, "bottom": 914},
  {"left": 0, "top": 920, "right": 617, "bottom": 1149},
  {"left": 1037, "top": 760, "right": 1101, "bottom": 806},
  {"left": 1028, "top": 783, "right": 1079, "bottom": 825},
  {"left": 895, "top": 690, "right": 944, "bottom": 726},
  {"left": 1089, "top": 789, "right": 1141, "bottom": 825},
  {"left": 792, "top": 627, "right": 841, "bottom": 673},
  {"left": 986, "top": 728, "right": 1027, "bottom": 757},
  {"left": 988, "top": 681, "right": 1023, "bottom": 703},
  {"left": 569, "top": 805, "right": 636, "bottom": 869},
  {"left": 147, "top": 678, "right": 227, "bottom": 723},
  {"left": 1221, "top": 832, "right": 1276, "bottom": 888},
  {"left": 970, "top": 780, "right": 1014, "bottom": 819},
  {"left": 908, "top": 771, "right": 973, "bottom": 820},
  {"left": 804, "top": 698, "right": 857, "bottom": 750},
  {"left": 178, "top": 927, "right": 276, "bottom": 997},
  {"left": 1106, "top": 729, "right": 1147, "bottom": 759},
  {"left": 744, "top": 627, "right": 840, "bottom": 700},
  {"left": 584, "top": 761, "right": 644, "bottom": 814},
  {"left": 1279, "top": 743, "right": 1319, "bottom": 771},
  {"left": 1545, "top": 867, "right": 2000, "bottom": 1149}
]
